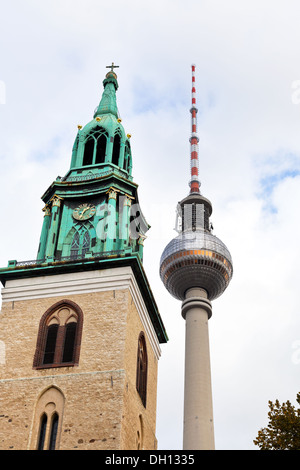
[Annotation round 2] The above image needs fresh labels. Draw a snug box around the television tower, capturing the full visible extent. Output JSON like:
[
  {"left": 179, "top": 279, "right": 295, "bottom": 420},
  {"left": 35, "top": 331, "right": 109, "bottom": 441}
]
[{"left": 159, "top": 65, "right": 233, "bottom": 450}]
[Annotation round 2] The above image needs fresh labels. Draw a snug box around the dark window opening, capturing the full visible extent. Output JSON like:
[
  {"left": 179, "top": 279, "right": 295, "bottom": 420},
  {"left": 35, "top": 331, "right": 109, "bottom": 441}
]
[
  {"left": 83, "top": 137, "right": 94, "bottom": 166},
  {"left": 33, "top": 300, "right": 83, "bottom": 370},
  {"left": 43, "top": 324, "right": 59, "bottom": 365},
  {"left": 49, "top": 413, "right": 59, "bottom": 450},
  {"left": 62, "top": 322, "right": 77, "bottom": 363},
  {"left": 42, "top": 321, "right": 78, "bottom": 367},
  {"left": 95, "top": 134, "right": 107, "bottom": 164},
  {"left": 136, "top": 333, "right": 148, "bottom": 407},
  {"left": 37, "top": 413, "right": 48, "bottom": 450},
  {"left": 112, "top": 133, "right": 121, "bottom": 166}
]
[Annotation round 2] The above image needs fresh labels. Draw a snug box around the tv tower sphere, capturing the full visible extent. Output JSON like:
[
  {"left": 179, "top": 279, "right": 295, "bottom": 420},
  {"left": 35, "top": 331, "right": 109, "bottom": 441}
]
[
  {"left": 160, "top": 195, "right": 233, "bottom": 303},
  {"left": 159, "top": 65, "right": 233, "bottom": 450}
]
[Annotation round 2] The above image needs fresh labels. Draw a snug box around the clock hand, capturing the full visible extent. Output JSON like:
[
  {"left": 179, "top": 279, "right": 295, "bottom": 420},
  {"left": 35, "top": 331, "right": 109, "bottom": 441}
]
[{"left": 80, "top": 207, "right": 89, "bottom": 219}]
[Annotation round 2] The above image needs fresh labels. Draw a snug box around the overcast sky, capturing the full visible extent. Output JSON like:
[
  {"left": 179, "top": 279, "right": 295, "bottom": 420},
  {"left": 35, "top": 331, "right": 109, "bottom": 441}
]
[{"left": 1, "top": 0, "right": 300, "bottom": 450}]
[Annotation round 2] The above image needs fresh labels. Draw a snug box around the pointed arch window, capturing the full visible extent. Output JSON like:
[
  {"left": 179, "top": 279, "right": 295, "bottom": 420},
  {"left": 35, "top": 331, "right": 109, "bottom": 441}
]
[
  {"left": 43, "top": 324, "right": 59, "bottom": 365},
  {"left": 83, "top": 136, "right": 94, "bottom": 166},
  {"left": 33, "top": 300, "right": 83, "bottom": 369},
  {"left": 70, "top": 231, "right": 80, "bottom": 259},
  {"left": 62, "top": 321, "right": 77, "bottom": 363},
  {"left": 37, "top": 413, "right": 48, "bottom": 450},
  {"left": 136, "top": 332, "right": 148, "bottom": 408},
  {"left": 49, "top": 413, "right": 59, "bottom": 450},
  {"left": 112, "top": 131, "right": 121, "bottom": 166},
  {"left": 82, "top": 128, "right": 108, "bottom": 166},
  {"left": 95, "top": 133, "right": 107, "bottom": 164},
  {"left": 32, "top": 387, "right": 65, "bottom": 450},
  {"left": 37, "top": 411, "right": 59, "bottom": 450},
  {"left": 70, "top": 230, "right": 90, "bottom": 259}
]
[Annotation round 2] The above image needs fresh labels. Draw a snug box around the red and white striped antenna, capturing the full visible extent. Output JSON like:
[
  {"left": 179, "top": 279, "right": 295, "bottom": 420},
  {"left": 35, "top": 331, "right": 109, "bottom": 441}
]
[{"left": 189, "top": 64, "right": 201, "bottom": 194}]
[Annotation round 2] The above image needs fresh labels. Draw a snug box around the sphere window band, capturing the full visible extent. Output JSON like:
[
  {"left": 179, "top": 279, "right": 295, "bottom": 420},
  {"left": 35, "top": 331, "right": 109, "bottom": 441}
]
[
  {"left": 160, "top": 250, "right": 232, "bottom": 273},
  {"left": 160, "top": 246, "right": 233, "bottom": 301},
  {"left": 162, "top": 258, "right": 231, "bottom": 281}
]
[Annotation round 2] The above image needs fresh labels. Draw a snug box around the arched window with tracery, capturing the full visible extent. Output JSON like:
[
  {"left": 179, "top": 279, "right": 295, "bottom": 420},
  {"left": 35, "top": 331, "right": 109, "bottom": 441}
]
[
  {"left": 82, "top": 128, "right": 108, "bottom": 166},
  {"left": 136, "top": 332, "right": 148, "bottom": 408},
  {"left": 33, "top": 300, "right": 83, "bottom": 369},
  {"left": 70, "top": 229, "right": 90, "bottom": 259},
  {"left": 32, "top": 386, "right": 65, "bottom": 450}
]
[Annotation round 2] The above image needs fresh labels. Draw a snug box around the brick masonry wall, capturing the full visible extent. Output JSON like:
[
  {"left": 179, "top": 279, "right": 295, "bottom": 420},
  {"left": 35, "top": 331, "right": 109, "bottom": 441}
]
[{"left": 0, "top": 284, "right": 159, "bottom": 450}]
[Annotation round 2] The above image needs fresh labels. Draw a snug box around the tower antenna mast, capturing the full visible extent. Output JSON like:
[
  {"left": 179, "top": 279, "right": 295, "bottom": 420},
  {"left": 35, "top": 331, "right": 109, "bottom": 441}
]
[{"left": 189, "top": 64, "right": 200, "bottom": 194}]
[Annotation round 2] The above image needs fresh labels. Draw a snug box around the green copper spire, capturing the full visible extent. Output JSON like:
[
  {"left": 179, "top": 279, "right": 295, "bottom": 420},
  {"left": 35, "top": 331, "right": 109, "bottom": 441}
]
[
  {"left": 93, "top": 63, "right": 120, "bottom": 119},
  {"left": 33, "top": 63, "right": 147, "bottom": 266},
  {"left": 69, "top": 63, "right": 133, "bottom": 179}
]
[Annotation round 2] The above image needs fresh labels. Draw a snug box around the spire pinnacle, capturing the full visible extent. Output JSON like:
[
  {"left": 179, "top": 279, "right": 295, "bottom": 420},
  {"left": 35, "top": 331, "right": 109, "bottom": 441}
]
[
  {"left": 93, "top": 64, "right": 119, "bottom": 118},
  {"left": 189, "top": 64, "right": 201, "bottom": 194},
  {"left": 106, "top": 62, "right": 119, "bottom": 74}
]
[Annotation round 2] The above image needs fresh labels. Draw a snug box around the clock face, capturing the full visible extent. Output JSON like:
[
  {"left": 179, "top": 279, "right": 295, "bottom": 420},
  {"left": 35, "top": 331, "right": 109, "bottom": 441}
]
[{"left": 73, "top": 203, "right": 96, "bottom": 221}]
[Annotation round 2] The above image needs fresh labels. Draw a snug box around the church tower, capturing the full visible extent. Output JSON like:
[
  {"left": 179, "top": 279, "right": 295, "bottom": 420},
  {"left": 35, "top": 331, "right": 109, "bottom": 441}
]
[{"left": 0, "top": 64, "right": 168, "bottom": 450}]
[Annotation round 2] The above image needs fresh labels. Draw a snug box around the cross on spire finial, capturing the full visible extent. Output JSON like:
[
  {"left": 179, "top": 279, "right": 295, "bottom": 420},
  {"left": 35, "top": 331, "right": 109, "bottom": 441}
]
[{"left": 106, "top": 62, "right": 119, "bottom": 73}]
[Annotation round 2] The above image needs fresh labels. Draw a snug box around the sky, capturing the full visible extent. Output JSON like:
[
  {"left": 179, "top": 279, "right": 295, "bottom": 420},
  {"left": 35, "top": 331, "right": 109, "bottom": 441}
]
[{"left": 1, "top": 0, "right": 300, "bottom": 450}]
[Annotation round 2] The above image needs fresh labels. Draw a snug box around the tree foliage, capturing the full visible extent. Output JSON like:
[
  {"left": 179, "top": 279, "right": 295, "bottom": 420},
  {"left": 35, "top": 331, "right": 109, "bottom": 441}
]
[{"left": 253, "top": 393, "right": 300, "bottom": 450}]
